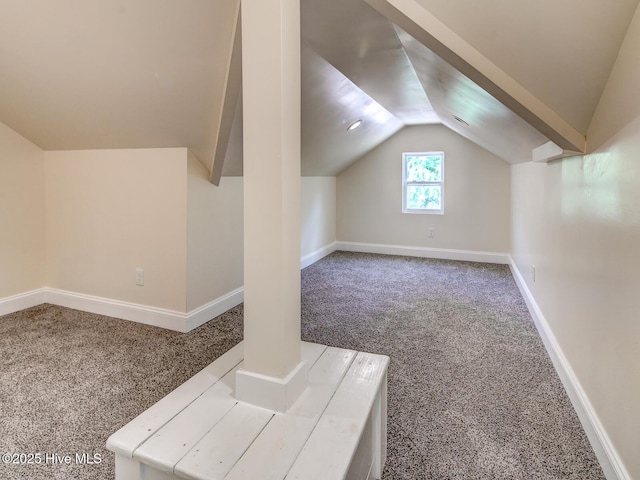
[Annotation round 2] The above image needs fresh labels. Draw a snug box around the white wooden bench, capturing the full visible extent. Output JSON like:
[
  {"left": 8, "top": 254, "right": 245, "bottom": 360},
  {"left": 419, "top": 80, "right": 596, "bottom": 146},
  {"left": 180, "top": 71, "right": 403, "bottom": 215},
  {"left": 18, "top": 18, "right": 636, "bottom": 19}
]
[{"left": 107, "top": 341, "right": 389, "bottom": 480}]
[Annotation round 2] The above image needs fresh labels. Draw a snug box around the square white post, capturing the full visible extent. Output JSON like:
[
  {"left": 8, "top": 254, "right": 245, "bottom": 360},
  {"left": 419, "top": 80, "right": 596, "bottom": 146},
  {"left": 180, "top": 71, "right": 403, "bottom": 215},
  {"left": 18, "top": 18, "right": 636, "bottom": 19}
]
[{"left": 236, "top": 0, "right": 307, "bottom": 412}]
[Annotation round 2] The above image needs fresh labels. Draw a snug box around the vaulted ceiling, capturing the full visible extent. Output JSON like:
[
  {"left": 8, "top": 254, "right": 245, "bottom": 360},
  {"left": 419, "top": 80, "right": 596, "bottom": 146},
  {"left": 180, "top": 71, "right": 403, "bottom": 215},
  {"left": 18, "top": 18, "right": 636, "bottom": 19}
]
[{"left": 1, "top": 0, "right": 638, "bottom": 177}]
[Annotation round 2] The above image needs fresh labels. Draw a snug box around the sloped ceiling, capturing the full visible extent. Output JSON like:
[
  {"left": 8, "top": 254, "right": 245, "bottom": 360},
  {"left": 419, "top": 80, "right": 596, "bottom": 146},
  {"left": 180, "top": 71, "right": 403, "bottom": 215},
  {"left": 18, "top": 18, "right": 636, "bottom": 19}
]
[
  {"left": 0, "top": 0, "right": 237, "bottom": 165},
  {"left": 1, "top": 0, "right": 638, "bottom": 176},
  {"left": 395, "top": 27, "right": 550, "bottom": 164},
  {"left": 301, "top": 0, "right": 437, "bottom": 126},
  {"left": 411, "top": 0, "right": 640, "bottom": 134},
  {"left": 300, "top": 46, "right": 404, "bottom": 176}
]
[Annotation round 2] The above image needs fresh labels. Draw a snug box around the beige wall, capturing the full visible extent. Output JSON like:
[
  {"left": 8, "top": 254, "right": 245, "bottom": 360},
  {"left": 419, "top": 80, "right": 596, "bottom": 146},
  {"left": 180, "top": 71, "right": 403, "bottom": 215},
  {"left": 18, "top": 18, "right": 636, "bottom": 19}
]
[
  {"left": 337, "top": 124, "right": 510, "bottom": 253},
  {"left": 44, "top": 148, "right": 188, "bottom": 312},
  {"left": 0, "top": 122, "right": 45, "bottom": 298},
  {"left": 2, "top": 133, "right": 338, "bottom": 317},
  {"left": 187, "top": 159, "right": 336, "bottom": 312},
  {"left": 187, "top": 152, "right": 244, "bottom": 311},
  {"left": 510, "top": 5, "right": 640, "bottom": 477},
  {"left": 186, "top": 170, "right": 336, "bottom": 311},
  {"left": 586, "top": 4, "right": 640, "bottom": 153},
  {"left": 301, "top": 177, "right": 336, "bottom": 258}
]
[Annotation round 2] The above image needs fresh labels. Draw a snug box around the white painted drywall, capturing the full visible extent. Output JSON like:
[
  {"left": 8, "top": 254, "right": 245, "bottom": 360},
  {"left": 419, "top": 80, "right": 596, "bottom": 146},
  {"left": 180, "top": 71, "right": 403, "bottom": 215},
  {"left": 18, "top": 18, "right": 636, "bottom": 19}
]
[
  {"left": 411, "top": 0, "right": 639, "bottom": 134},
  {"left": 187, "top": 170, "right": 336, "bottom": 313},
  {"left": 0, "top": 0, "right": 240, "bottom": 169},
  {"left": 510, "top": 5, "right": 640, "bottom": 478},
  {"left": 3, "top": 138, "right": 335, "bottom": 324},
  {"left": 336, "top": 124, "right": 510, "bottom": 253},
  {"left": 187, "top": 152, "right": 244, "bottom": 312},
  {"left": 44, "top": 148, "right": 188, "bottom": 313},
  {"left": 301, "top": 177, "right": 336, "bottom": 258},
  {"left": 0, "top": 122, "right": 45, "bottom": 298},
  {"left": 587, "top": 1, "right": 640, "bottom": 153}
]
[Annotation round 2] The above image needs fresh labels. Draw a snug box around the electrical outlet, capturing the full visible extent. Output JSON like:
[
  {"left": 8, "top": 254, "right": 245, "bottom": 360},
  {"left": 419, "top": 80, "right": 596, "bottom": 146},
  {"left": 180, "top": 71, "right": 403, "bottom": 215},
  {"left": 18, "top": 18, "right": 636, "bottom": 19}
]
[
  {"left": 428, "top": 227, "right": 435, "bottom": 238},
  {"left": 136, "top": 268, "right": 144, "bottom": 286},
  {"left": 532, "top": 265, "right": 536, "bottom": 282}
]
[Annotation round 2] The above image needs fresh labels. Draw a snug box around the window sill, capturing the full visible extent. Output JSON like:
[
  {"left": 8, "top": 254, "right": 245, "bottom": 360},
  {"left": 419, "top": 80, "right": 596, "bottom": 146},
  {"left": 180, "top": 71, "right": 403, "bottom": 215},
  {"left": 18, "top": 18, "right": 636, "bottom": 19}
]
[{"left": 402, "top": 209, "right": 444, "bottom": 215}]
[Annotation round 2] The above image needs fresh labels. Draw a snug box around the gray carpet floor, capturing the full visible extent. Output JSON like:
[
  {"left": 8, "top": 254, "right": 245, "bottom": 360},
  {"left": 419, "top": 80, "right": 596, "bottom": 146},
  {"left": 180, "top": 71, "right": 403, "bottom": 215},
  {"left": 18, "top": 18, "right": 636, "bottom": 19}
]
[
  {"left": 0, "top": 251, "right": 605, "bottom": 479},
  {"left": 300, "top": 252, "right": 605, "bottom": 480}
]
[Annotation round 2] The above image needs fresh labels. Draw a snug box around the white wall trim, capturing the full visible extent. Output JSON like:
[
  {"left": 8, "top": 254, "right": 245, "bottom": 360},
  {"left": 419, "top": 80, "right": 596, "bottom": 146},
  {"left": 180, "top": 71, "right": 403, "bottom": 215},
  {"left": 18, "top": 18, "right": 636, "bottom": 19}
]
[
  {"left": 44, "top": 288, "right": 190, "bottom": 332},
  {"left": 2, "top": 241, "right": 329, "bottom": 332},
  {"left": 0, "top": 289, "right": 46, "bottom": 317},
  {"left": 336, "top": 241, "right": 509, "bottom": 264},
  {"left": 11, "top": 242, "right": 503, "bottom": 333},
  {"left": 42, "top": 287, "right": 247, "bottom": 333},
  {"left": 508, "top": 257, "right": 630, "bottom": 480},
  {"left": 186, "top": 287, "right": 244, "bottom": 331},
  {"left": 235, "top": 360, "right": 309, "bottom": 413},
  {"left": 301, "top": 241, "right": 338, "bottom": 269}
]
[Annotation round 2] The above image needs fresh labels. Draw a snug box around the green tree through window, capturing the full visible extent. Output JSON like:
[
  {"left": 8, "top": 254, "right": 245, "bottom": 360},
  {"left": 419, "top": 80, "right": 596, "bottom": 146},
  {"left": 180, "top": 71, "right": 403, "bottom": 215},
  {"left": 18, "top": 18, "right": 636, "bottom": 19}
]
[{"left": 402, "top": 152, "right": 444, "bottom": 213}]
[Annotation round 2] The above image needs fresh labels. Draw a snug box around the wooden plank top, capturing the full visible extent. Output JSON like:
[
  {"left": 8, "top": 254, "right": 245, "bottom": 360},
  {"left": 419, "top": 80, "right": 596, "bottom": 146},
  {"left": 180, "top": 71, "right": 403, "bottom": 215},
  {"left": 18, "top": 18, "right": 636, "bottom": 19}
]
[
  {"left": 224, "top": 347, "right": 357, "bottom": 480},
  {"left": 134, "top": 363, "right": 241, "bottom": 473},
  {"left": 175, "top": 401, "right": 273, "bottom": 480},
  {"left": 107, "top": 342, "right": 389, "bottom": 480},
  {"left": 286, "top": 351, "right": 390, "bottom": 479},
  {"left": 106, "top": 342, "right": 244, "bottom": 458}
]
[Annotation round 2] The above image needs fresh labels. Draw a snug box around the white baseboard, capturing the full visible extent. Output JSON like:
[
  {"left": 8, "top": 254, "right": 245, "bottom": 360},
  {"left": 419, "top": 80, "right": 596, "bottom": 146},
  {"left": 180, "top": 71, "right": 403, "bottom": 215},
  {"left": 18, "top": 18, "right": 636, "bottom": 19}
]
[
  {"left": 236, "top": 359, "right": 309, "bottom": 412},
  {"left": 42, "top": 287, "right": 245, "bottom": 333},
  {"left": 2, "top": 242, "right": 333, "bottom": 330},
  {"left": 6, "top": 241, "right": 503, "bottom": 334},
  {"left": 301, "top": 241, "right": 338, "bottom": 269},
  {"left": 0, "top": 289, "right": 46, "bottom": 317},
  {"left": 508, "top": 257, "right": 629, "bottom": 480},
  {"left": 336, "top": 241, "right": 509, "bottom": 264},
  {"left": 186, "top": 287, "right": 244, "bottom": 331},
  {"left": 1, "top": 240, "right": 329, "bottom": 331},
  {"left": 45, "top": 288, "right": 190, "bottom": 332}
]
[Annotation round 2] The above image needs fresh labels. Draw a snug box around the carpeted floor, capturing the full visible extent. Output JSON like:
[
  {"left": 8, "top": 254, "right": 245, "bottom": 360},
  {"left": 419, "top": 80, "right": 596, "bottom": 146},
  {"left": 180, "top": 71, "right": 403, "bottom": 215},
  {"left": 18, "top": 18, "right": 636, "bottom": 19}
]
[
  {"left": 0, "top": 251, "right": 605, "bottom": 479},
  {"left": 301, "top": 252, "right": 605, "bottom": 480}
]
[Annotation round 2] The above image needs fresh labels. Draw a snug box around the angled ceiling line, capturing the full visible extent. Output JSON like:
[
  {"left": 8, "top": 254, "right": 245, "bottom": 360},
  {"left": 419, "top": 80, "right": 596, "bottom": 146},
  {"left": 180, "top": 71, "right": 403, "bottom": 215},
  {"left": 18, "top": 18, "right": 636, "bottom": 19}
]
[
  {"left": 395, "top": 26, "right": 550, "bottom": 164},
  {"left": 209, "top": 0, "right": 242, "bottom": 186},
  {"left": 364, "top": 0, "right": 587, "bottom": 154},
  {"left": 300, "top": 43, "right": 404, "bottom": 176},
  {"left": 387, "top": 21, "right": 441, "bottom": 126},
  {"left": 300, "top": 37, "right": 412, "bottom": 127},
  {"left": 300, "top": 0, "right": 437, "bottom": 127}
]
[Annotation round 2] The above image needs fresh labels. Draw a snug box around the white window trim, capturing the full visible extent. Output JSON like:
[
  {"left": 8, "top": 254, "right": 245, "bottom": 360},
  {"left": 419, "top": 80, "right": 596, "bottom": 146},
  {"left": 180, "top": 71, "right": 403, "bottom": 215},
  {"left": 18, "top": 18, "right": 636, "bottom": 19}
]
[{"left": 402, "top": 151, "right": 444, "bottom": 215}]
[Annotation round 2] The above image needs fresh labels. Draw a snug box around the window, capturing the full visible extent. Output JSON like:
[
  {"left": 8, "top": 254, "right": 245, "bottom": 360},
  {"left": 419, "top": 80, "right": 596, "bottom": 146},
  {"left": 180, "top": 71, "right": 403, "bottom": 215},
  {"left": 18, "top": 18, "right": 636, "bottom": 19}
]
[{"left": 402, "top": 151, "right": 444, "bottom": 214}]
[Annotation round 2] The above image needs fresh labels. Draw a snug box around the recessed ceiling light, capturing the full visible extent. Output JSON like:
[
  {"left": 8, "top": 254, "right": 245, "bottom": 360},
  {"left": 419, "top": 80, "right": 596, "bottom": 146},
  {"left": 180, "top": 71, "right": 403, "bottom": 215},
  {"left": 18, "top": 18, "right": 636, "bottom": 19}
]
[
  {"left": 453, "top": 115, "right": 469, "bottom": 126},
  {"left": 347, "top": 119, "right": 362, "bottom": 131}
]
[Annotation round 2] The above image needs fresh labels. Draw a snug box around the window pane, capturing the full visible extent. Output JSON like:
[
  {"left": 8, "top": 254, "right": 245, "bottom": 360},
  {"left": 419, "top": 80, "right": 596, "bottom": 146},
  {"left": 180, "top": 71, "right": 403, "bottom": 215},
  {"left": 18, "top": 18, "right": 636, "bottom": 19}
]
[
  {"left": 405, "top": 154, "right": 442, "bottom": 182},
  {"left": 406, "top": 185, "right": 441, "bottom": 210}
]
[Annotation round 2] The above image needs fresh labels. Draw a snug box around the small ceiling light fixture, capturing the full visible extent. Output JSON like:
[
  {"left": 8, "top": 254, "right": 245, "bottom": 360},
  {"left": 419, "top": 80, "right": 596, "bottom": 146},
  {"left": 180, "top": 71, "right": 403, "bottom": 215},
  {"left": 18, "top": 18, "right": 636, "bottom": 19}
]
[
  {"left": 347, "top": 119, "right": 362, "bottom": 131},
  {"left": 453, "top": 115, "right": 469, "bottom": 126}
]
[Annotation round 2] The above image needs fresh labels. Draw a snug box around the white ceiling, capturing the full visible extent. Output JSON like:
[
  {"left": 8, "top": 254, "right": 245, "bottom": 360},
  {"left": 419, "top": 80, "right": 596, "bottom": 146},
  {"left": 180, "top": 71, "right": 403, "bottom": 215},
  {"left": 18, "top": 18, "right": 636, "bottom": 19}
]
[
  {"left": 0, "top": 0, "right": 237, "bottom": 165},
  {"left": 1, "top": 0, "right": 638, "bottom": 176},
  {"left": 299, "top": 46, "right": 404, "bottom": 176},
  {"left": 395, "top": 27, "right": 549, "bottom": 163},
  {"left": 301, "top": 0, "right": 438, "bottom": 126},
  {"left": 221, "top": 46, "right": 405, "bottom": 177},
  {"left": 411, "top": 0, "right": 640, "bottom": 134}
]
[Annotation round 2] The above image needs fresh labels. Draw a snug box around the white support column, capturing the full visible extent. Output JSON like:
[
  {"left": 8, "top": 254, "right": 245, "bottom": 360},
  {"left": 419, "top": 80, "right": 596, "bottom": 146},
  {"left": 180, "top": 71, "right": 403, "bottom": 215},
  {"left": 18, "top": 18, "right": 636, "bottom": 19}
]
[{"left": 235, "top": 0, "right": 307, "bottom": 412}]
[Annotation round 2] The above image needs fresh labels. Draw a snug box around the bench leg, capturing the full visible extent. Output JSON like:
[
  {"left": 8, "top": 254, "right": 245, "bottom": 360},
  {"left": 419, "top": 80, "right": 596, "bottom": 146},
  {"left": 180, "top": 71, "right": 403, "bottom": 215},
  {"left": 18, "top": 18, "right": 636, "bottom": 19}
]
[
  {"left": 115, "top": 454, "right": 180, "bottom": 480},
  {"left": 371, "top": 371, "right": 388, "bottom": 479},
  {"left": 115, "top": 454, "right": 141, "bottom": 480}
]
